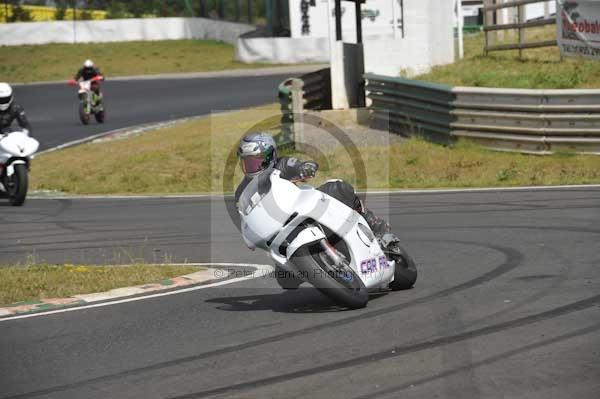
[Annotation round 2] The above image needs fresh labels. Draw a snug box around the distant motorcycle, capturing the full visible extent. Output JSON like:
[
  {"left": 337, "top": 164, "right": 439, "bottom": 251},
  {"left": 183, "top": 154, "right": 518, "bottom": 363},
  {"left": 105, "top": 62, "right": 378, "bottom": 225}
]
[
  {"left": 0, "top": 127, "right": 39, "bottom": 206},
  {"left": 68, "top": 75, "right": 105, "bottom": 125}
]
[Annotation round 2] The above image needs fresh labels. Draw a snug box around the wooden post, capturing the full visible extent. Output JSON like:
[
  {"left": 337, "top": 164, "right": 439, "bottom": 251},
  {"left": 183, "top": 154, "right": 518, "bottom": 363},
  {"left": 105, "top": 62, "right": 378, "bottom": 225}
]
[
  {"left": 518, "top": 4, "right": 525, "bottom": 58},
  {"left": 496, "top": 0, "right": 504, "bottom": 41},
  {"left": 484, "top": 0, "right": 495, "bottom": 54}
]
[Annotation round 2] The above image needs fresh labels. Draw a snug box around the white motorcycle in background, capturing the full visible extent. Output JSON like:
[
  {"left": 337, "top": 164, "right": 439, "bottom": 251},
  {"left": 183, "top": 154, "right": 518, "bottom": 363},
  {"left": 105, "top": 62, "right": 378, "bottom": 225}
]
[
  {"left": 239, "top": 169, "right": 417, "bottom": 309},
  {"left": 0, "top": 128, "right": 39, "bottom": 206}
]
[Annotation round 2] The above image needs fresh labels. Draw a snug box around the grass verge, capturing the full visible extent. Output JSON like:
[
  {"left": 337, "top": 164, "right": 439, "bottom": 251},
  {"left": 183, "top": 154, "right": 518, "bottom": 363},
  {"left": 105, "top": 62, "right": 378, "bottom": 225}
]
[
  {"left": 416, "top": 27, "right": 600, "bottom": 89},
  {"left": 0, "top": 264, "right": 203, "bottom": 306},
  {"left": 0, "top": 40, "right": 274, "bottom": 83},
  {"left": 30, "top": 105, "right": 600, "bottom": 194}
]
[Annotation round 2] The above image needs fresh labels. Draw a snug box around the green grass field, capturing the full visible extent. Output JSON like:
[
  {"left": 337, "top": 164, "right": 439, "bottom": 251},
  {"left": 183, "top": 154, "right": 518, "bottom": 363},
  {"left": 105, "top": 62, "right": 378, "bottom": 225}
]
[
  {"left": 0, "top": 40, "right": 272, "bottom": 83},
  {"left": 29, "top": 105, "right": 600, "bottom": 195},
  {"left": 416, "top": 27, "right": 600, "bottom": 89}
]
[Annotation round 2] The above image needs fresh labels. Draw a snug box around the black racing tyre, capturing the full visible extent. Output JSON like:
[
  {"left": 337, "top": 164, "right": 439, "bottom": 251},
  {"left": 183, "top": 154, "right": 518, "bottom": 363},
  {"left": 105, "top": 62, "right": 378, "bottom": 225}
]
[
  {"left": 79, "top": 102, "right": 90, "bottom": 125},
  {"left": 7, "top": 164, "right": 28, "bottom": 206},
  {"left": 274, "top": 266, "right": 303, "bottom": 290},
  {"left": 95, "top": 110, "right": 105, "bottom": 123},
  {"left": 291, "top": 245, "right": 368, "bottom": 309},
  {"left": 388, "top": 244, "right": 418, "bottom": 291}
]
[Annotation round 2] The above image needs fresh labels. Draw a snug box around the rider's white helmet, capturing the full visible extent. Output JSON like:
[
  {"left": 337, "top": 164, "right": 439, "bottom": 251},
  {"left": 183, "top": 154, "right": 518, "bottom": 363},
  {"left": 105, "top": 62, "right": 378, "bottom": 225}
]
[
  {"left": 84, "top": 59, "right": 94, "bottom": 68},
  {"left": 0, "top": 82, "right": 13, "bottom": 112}
]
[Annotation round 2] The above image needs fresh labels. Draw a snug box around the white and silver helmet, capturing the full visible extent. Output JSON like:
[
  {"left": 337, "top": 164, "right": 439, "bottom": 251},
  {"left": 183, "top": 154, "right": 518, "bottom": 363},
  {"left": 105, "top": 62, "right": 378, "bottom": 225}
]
[
  {"left": 237, "top": 132, "right": 277, "bottom": 177},
  {"left": 83, "top": 59, "right": 94, "bottom": 68},
  {"left": 0, "top": 82, "right": 13, "bottom": 112}
]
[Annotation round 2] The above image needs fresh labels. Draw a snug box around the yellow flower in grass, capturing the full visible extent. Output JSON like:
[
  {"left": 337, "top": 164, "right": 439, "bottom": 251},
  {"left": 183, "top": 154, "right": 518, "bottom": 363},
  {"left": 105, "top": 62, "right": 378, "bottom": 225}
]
[{"left": 75, "top": 266, "right": 89, "bottom": 273}]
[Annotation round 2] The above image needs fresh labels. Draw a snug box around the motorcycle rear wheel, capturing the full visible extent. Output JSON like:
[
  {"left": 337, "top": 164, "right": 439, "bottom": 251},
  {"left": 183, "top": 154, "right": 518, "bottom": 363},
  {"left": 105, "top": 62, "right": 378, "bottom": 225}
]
[
  {"left": 388, "top": 244, "right": 418, "bottom": 291},
  {"left": 6, "top": 164, "right": 28, "bottom": 206},
  {"left": 95, "top": 110, "right": 105, "bottom": 123},
  {"left": 291, "top": 245, "right": 368, "bottom": 309}
]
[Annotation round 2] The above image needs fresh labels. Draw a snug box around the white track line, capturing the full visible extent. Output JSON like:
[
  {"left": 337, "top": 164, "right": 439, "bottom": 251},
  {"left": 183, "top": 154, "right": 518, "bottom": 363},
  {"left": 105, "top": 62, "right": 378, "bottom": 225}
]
[{"left": 0, "top": 263, "right": 273, "bottom": 322}]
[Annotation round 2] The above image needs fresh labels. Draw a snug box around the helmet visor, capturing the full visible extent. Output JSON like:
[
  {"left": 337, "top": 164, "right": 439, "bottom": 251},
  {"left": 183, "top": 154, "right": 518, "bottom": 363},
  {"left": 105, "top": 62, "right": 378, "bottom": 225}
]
[
  {"left": 240, "top": 155, "right": 266, "bottom": 175},
  {"left": 0, "top": 95, "right": 12, "bottom": 105}
]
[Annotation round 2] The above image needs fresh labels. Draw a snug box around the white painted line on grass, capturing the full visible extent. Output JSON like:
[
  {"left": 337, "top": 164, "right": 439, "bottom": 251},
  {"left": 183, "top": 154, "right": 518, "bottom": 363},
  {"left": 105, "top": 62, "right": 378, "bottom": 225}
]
[{"left": 0, "top": 263, "right": 273, "bottom": 323}]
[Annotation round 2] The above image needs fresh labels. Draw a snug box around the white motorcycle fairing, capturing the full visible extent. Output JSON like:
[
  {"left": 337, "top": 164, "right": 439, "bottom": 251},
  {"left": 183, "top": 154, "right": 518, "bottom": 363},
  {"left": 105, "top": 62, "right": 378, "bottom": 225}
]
[
  {"left": 239, "top": 169, "right": 395, "bottom": 290},
  {"left": 0, "top": 131, "right": 39, "bottom": 161},
  {"left": 78, "top": 80, "right": 92, "bottom": 94}
]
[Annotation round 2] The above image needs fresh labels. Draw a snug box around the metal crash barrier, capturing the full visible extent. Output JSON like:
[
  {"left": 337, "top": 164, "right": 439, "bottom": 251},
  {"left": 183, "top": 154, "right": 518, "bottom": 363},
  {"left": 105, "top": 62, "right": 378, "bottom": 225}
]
[{"left": 365, "top": 73, "right": 600, "bottom": 154}]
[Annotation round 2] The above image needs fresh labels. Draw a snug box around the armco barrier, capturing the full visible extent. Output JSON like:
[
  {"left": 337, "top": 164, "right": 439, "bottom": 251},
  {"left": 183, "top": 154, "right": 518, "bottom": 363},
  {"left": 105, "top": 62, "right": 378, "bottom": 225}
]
[
  {"left": 278, "top": 68, "right": 331, "bottom": 144},
  {"left": 365, "top": 73, "right": 600, "bottom": 154}
]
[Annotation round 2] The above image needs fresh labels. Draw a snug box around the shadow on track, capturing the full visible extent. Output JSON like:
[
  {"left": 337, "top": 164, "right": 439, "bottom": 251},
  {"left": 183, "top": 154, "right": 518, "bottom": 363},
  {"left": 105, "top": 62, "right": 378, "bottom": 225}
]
[{"left": 205, "top": 290, "right": 390, "bottom": 314}]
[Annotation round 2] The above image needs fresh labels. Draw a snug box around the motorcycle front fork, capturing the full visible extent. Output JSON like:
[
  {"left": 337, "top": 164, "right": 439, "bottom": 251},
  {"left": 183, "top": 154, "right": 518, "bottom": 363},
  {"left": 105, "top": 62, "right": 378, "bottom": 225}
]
[{"left": 319, "top": 239, "right": 345, "bottom": 268}]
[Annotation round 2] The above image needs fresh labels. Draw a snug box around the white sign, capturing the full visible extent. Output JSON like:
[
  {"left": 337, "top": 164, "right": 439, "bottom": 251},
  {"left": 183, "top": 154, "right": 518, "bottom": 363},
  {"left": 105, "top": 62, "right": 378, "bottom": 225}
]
[{"left": 557, "top": 0, "right": 600, "bottom": 59}]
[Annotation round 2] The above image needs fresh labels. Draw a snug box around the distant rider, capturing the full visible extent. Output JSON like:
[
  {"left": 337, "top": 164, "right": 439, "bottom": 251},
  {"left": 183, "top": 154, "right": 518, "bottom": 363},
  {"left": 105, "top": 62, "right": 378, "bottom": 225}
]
[
  {"left": 235, "top": 132, "right": 404, "bottom": 260},
  {"left": 74, "top": 59, "right": 104, "bottom": 102},
  {"left": 0, "top": 82, "right": 32, "bottom": 135}
]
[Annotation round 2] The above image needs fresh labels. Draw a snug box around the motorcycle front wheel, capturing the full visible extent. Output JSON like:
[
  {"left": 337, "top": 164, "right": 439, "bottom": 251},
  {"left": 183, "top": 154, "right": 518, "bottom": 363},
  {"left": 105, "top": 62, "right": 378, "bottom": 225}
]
[
  {"left": 79, "top": 102, "right": 90, "bottom": 125},
  {"left": 291, "top": 244, "right": 368, "bottom": 309},
  {"left": 6, "top": 164, "right": 28, "bottom": 206}
]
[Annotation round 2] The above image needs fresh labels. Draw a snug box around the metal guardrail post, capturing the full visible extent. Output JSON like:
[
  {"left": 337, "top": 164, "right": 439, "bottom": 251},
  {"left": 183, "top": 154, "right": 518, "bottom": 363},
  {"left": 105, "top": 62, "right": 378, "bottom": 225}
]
[
  {"left": 291, "top": 79, "right": 305, "bottom": 146},
  {"left": 277, "top": 68, "right": 332, "bottom": 148}
]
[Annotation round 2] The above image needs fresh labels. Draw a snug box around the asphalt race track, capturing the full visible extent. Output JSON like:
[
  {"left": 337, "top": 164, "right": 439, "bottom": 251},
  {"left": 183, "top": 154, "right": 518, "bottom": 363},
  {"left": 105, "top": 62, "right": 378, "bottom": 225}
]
[
  {"left": 13, "top": 74, "right": 290, "bottom": 151},
  {"left": 1, "top": 188, "right": 599, "bottom": 398}
]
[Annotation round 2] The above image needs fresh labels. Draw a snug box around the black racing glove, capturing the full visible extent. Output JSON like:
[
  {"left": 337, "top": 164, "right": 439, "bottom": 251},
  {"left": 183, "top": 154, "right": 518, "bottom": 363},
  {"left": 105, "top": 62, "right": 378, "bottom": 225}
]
[{"left": 299, "top": 162, "right": 318, "bottom": 179}]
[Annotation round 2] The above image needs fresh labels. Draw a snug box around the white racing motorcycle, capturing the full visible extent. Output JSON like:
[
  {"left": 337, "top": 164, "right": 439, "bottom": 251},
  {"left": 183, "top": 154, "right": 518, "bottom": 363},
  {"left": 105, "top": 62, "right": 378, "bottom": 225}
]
[
  {"left": 0, "top": 128, "right": 39, "bottom": 206},
  {"left": 239, "top": 169, "right": 417, "bottom": 309}
]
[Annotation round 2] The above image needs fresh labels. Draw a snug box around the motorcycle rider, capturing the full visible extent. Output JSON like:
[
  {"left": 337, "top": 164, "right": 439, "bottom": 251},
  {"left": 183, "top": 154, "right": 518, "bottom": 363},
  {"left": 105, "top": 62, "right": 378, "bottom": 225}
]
[
  {"left": 235, "top": 132, "right": 403, "bottom": 259},
  {"left": 74, "top": 59, "right": 104, "bottom": 103},
  {"left": 0, "top": 82, "right": 32, "bottom": 135}
]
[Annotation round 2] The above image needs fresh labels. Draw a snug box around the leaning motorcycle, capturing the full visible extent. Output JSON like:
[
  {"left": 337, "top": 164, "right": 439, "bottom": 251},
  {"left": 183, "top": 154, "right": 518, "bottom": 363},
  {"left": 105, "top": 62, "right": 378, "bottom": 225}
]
[
  {"left": 0, "top": 128, "right": 39, "bottom": 206},
  {"left": 68, "top": 75, "right": 105, "bottom": 125},
  {"left": 238, "top": 169, "right": 417, "bottom": 309}
]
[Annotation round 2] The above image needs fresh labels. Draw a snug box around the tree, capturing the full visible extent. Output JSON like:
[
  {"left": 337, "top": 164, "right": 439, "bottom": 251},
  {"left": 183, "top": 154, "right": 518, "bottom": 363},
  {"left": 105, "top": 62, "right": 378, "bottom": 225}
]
[
  {"left": 6, "top": 1, "right": 33, "bottom": 22},
  {"left": 54, "top": 0, "right": 68, "bottom": 20}
]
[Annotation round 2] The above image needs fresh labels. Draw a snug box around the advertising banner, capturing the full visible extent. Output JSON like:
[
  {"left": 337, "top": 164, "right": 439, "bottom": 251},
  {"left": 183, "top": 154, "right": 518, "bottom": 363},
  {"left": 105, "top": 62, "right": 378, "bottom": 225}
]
[{"left": 557, "top": 0, "right": 600, "bottom": 59}]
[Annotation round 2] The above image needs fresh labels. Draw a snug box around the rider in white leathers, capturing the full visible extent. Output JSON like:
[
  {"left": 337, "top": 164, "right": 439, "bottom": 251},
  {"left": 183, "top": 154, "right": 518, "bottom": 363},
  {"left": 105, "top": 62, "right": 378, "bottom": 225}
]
[{"left": 235, "top": 132, "right": 403, "bottom": 260}]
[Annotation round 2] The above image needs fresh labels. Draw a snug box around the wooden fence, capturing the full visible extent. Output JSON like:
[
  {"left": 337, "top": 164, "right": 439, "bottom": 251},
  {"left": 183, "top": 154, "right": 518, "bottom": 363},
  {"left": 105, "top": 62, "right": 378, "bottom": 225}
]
[{"left": 483, "top": 0, "right": 556, "bottom": 56}]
